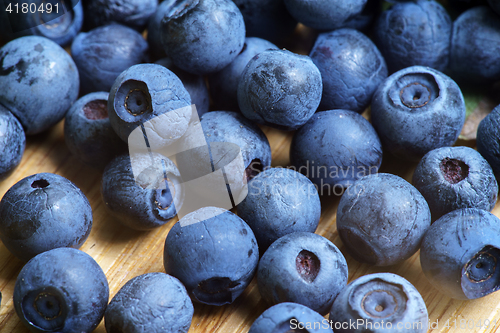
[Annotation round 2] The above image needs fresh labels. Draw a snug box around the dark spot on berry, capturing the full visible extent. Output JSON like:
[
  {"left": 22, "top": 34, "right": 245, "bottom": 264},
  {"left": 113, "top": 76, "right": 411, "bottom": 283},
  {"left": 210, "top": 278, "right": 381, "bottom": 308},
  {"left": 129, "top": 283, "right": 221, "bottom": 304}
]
[
  {"left": 239, "top": 43, "right": 247, "bottom": 55},
  {"left": 248, "top": 249, "right": 253, "bottom": 257},
  {"left": 83, "top": 100, "right": 108, "bottom": 120},
  {"left": 245, "top": 159, "right": 263, "bottom": 181},
  {"left": 32, "top": 179, "right": 49, "bottom": 188},
  {"left": 295, "top": 250, "right": 320, "bottom": 283},
  {"left": 193, "top": 278, "right": 240, "bottom": 305},
  {"left": 440, "top": 158, "right": 469, "bottom": 184}
]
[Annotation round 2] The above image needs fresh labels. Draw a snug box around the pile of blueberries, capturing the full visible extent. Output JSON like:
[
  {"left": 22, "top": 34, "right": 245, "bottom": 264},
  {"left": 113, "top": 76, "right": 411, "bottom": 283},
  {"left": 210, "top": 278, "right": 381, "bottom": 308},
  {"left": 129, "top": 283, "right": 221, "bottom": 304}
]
[{"left": 1, "top": 0, "right": 500, "bottom": 332}]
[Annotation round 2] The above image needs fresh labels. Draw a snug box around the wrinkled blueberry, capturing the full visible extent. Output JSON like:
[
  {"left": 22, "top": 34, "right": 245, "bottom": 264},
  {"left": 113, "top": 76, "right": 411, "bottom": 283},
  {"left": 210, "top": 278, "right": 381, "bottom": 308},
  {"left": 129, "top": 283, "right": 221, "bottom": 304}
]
[
  {"left": 105, "top": 273, "right": 193, "bottom": 333},
  {"left": 237, "top": 168, "right": 320, "bottom": 252},
  {"left": 0, "top": 173, "right": 92, "bottom": 262},
  {"left": 238, "top": 49, "right": 322, "bottom": 131},
  {"left": 71, "top": 23, "right": 149, "bottom": 95},
  {"left": 249, "top": 302, "right": 333, "bottom": 333},
  {"left": 101, "top": 153, "right": 183, "bottom": 230},
  {"left": 160, "top": 0, "right": 245, "bottom": 75},
  {"left": 373, "top": 0, "right": 452, "bottom": 73},
  {"left": 257, "top": 232, "right": 348, "bottom": 315},
  {"left": 13, "top": 248, "right": 109, "bottom": 333},
  {"left": 164, "top": 207, "right": 259, "bottom": 306},
  {"left": 0, "top": 104, "right": 25, "bottom": 180},
  {"left": 413, "top": 146, "right": 498, "bottom": 221},
  {"left": 0, "top": 36, "right": 79, "bottom": 134},
  {"left": 64, "top": 91, "right": 127, "bottom": 170},
  {"left": 337, "top": 173, "right": 431, "bottom": 266},
  {"left": 310, "top": 28, "right": 387, "bottom": 113},
  {"left": 84, "top": 0, "right": 157, "bottom": 30},
  {"left": 371, "top": 66, "right": 465, "bottom": 161},
  {"left": 421, "top": 208, "right": 500, "bottom": 300},
  {"left": 329, "top": 273, "right": 428, "bottom": 333},
  {"left": 209, "top": 37, "right": 278, "bottom": 111},
  {"left": 290, "top": 109, "right": 382, "bottom": 192},
  {"left": 477, "top": 104, "right": 500, "bottom": 177}
]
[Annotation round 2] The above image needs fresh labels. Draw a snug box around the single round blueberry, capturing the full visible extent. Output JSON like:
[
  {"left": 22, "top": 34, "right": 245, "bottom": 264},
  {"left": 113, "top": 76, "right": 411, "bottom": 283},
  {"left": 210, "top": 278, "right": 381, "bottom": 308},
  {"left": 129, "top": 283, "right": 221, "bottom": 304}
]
[
  {"left": 160, "top": 0, "right": 245, "bottom": 75},
  {"left": 101, "top": 153, "right": 183, "bottom": 230},
  {"left": 309, "top": 28, "right": 387, "bottom": 113},
  {"left": 71, "top": 23, "right": 149, "bottom": 95},
  {"left": 421, "top": 208, "right": 500, "bottom": 299},
  {"left": 209, "top": 37, "right": 278, "bottom": 111},
  {"left": 284, "top": 0, "right": 367, "bottom": 31},
  {"left": 373, "top": 0, "right": 452, "bottom": 73},
  {"left": 477, "top": 104, "right": 500, "bottom": 177},
  {"left": 290, "top": 109, "right": 382, "bottom": 192},
  {"left": 64, "top": 92, "right": 127, "bottom": 170},
  {"left": 104, "top": 273, "right": 193, "bottom": 333},
  {"left": 13, "top": 248, "right": 109, "bottom": 333},
  {"left": 0, "top": 36, "right": 79, "bottom": 134},
  {"left": 0, "top": 105, "right": 26, "bottom": 180},
  {"left": 108, "top": 63, "right": 192, "bottom": 149},
  {"left": 371, "top": 66, "right": 466, "bottom": 161},
  {"left": 249, "top": 302, "right": 333, "bottom": 333},
  {"left": 238, "top": 49, "right": 322, "bottom": 131},
  {"left": 413, "top": 146, "right": 498, "bottom": 221},
  {"left": 329, "top": 273, "right": 428, "bottom": 333},
  {"left": 450, "top": 6, "right": 500, "bottom": 83},
  {"left": 156, "top": 57, "right": 209, "bottom": 117},
  {"left": 83, "top": 0, "right": 158, "bottom": 30},
  {"left": 164, "top": 207, "right": 259, "bottom": 306},
  {"left": 257, "top": 232, "right": 348, "bottom": 315},
  {"left": 232, "top": 0, "right": 297, "bottom": 44},
  {"left": 237, "top": 168, "right": 321, "bottom": 252},
  {"left": 0, "top": 173, "right": 92, "bottom": 262},
  {"left": 1, "top": 0, "right": 83, "bottom": 46},
  {"left": 337, "top": 173, "right": 431, "bottom": 266}
]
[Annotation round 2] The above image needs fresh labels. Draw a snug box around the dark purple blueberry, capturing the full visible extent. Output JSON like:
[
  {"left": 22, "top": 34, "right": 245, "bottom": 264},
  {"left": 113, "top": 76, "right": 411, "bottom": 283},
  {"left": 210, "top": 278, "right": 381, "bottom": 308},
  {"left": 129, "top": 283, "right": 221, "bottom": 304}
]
[
  {"left": 164, "top": 207, "right": 259, "bottom": 306},
  {"left": 477, "top": 104, "right": 500, "bottom": 177},
  {"left": 0, "top": 173, "right": 92, "bottom": 262},
  {"left": 371, "top": 66, "right": 465, "bottom": 161},
  {"left": 329, "top": 273, "right": 428, "bottom": 333},
  {"left": 420, "top": 208, "right": 500, "bottom": 300},
  {"left": 13, "top": 248, "right": 109, "bottom": 333},
  {"left": 104, "top": 273, "right": 193, "bottom": 333},
  {"left": 257, "top": 232, "right": 348, "bottom": 315},
  {"left": 84, "top": 0, "right": 158, "bottom": 30},
  {"left": 337, "top": 173, "right": 431, "bottom": 266},
  {"left": 413, "top": 146, "right": 498, "bottom": 221},
  {"left": 0, "top": 105, "right": 25, "bottom": 180}
]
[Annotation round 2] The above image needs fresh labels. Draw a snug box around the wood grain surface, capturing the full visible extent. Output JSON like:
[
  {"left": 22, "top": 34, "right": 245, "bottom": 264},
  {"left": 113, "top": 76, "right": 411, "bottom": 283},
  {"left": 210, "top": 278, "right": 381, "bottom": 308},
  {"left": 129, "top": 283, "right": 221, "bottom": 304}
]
[{"left": 1, "top": 117, "right": 500, "bottom": 333}]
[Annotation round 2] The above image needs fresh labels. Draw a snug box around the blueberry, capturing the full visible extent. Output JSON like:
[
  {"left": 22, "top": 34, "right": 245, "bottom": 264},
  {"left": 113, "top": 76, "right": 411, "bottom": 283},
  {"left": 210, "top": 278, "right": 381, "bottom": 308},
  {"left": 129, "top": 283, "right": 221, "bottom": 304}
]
[
  {"left": 0, "top": 104, "right": 25, "bottom": 180},
  {"left": 1, "top": 0, "right": 83, "bottom": 46},
  {"left": 329, "top": 273, "right": 428, "bottom": 333},
  {"left": 249, "top": 302, "right": 333, "bottom": 333},
  {"left": 156, "top": 57, "right": 209, "bottom": 117},
  {"left": 371, "top": 66, "right": 466, "bottom": 161},
  {"left": 104, "top": 273, "right": 193, "bottom": 333},
  {"left": 420, "top": 208, "right": 500, "bottom": 299},
  {"left": 232, "top": 0, "right": 297, "bottom": 44},
  {"left": 101, "top": 153, "right": 183, "bottom": 230},
  {"left": 13, "top": 248, "right": 109, "bottom": 333},
  {"left": 160, "top": 0, "right": 245, "bottom": 75},
  {"left": 209, "top": 37, "right": 278, "bottom": 111},
  {"left": 477, "top": 104, "right": 500, "bottom": 177},
  {"left": 237, "top": 168, "right": 321, "bottom": 252},
  {"left": 337, "top": 173, "right": 431, "bottom": 266},
  {"left": 107, "top": 63, "right": 192, "bottom": 149},
  {"left": 83, "top": 0, "right": 158, "bottom": 30},
  {"left": 64, "top": 91, "right": 128, "bottom": 170},
  {"left": 0, "top": 173, "right": 92, "bottom": 262},
  {"left": 373, "top": 0, "right": 452, "bottom": 73},
  {"left": 164, "top": 207, "right": 259, "bottom": 306},
  {"left": 0, "top": 36, "right": 79, "bottom": 135},
  {"left": 309, "top": 28, "right": 388, "bottom": 113},
  {"left": 284, "top": 0, "right": 367, "bottom": 31},
  {"left": 413, "top": 146, "right": 498, "bottom": 221},
  {"left": 146, "top": 0, "right": 172, "bottom": 60},
  {"left": 290, "top": 109, "right": 382, "bottom": 192},
  {"left": 449, "top": 6, "right": 500, "bottom": 83},
  {"left": 71, "top": 23, "right": 149, "bottom": 95},
  {"left": 257, "top": 232, "right": 348, "bottom": 315},
  {"left": 238, "top": 49, "right": 322, "bottom": 131}
]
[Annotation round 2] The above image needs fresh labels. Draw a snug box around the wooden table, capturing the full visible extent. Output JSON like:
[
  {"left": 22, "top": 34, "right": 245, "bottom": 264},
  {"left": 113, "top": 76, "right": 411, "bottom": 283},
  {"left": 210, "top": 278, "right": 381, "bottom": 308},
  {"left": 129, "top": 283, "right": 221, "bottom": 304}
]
[{"left": 1, "top": 117, "right": 500, "bottom": 333}]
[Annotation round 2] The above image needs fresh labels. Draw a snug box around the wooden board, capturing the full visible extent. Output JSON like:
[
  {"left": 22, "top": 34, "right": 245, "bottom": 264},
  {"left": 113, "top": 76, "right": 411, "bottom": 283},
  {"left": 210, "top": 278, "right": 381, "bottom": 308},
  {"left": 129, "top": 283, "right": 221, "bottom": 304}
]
[{"left": 1, "top": 119, "right": 500, "bottom": 333}]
